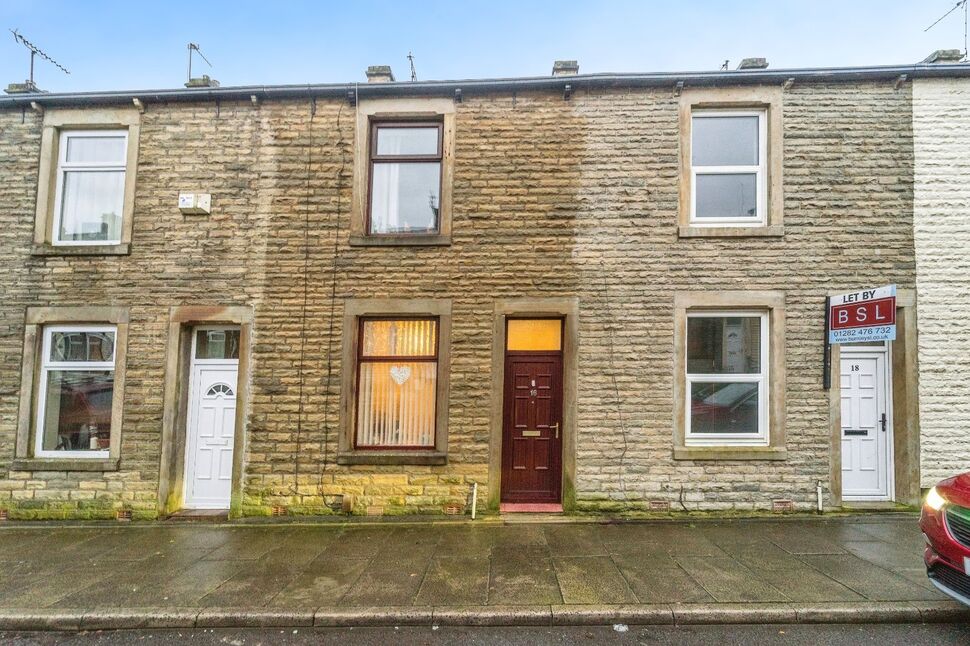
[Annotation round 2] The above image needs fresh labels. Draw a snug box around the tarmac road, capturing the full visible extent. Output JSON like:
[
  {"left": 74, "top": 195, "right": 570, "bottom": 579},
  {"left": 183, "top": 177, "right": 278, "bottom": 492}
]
[{"left": 1, "top": 624, "right": 970, "bottom": 645}]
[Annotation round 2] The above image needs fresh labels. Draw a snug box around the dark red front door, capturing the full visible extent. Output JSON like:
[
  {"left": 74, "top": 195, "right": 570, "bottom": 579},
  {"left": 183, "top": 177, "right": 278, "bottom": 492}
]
[{"left": 501, "top": 354, "right": 563, "bottom": 503}]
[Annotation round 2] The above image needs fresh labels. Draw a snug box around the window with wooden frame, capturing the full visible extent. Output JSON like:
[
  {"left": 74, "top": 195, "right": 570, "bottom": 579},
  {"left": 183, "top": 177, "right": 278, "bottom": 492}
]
[
  {"left": 355, "top": 317, "right": 439, "bottom": 449},
  {"left": 367, "top": 121, "right": 443, "bottom": 236}
]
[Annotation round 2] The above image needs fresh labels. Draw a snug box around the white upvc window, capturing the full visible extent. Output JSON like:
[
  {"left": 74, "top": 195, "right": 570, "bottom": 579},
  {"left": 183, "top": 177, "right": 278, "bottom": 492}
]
[
  {"left": 690, "top": 110, "right": 767, "bottom": 226},
  {"left": 52, "top": 130, "right": 128, "bottom": 246},
  {"left": 35, "top": 325, "right": 117, "bottom": 459},
  {"left": 685, "top": 311, "right": 769, "bottom": 446}
]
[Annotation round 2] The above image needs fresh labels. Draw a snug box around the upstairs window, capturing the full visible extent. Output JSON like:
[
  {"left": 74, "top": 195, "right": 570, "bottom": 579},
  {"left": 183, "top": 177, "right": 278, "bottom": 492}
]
[
  {"left": 36, "top": 326, "right": 117, "bottom": 458},
  {"left": 367, "top": 122, "right": 443, "bottom": 236},
  {"left": 53, "top": 130, "right": 128, "bottom": 245},
  {"left": 690, "top": 111, "right": 766, "bottom": 225}
]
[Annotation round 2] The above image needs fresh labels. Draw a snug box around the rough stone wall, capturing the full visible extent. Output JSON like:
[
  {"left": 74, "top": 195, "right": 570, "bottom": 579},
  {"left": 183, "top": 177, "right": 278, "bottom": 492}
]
[
  {"left": 0, "top": 80, "right": 915, "bottom": 518},
  {"left": 913, "top": 78, "right": 970, "bottom": 487}
]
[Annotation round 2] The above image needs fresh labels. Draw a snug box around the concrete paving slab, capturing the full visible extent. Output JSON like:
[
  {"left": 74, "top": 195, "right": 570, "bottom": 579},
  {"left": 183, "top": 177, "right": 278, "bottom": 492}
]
[
  {"left": 414, "top": 556, "right": 489, "bottom": 606},
  {"left": 488, "top": 552, "right": 561, "bottom": 606},
  {"left": 543, "top": 525, "right": 608, "bottom": 556},
  {"left": 120, "top": 559, "right": 249, "bottom": 607},
  {"left": 674, "top": 557, "right": 788, "bottom": 603},
  {"left": 339, "top": 555, "right": 431, "bottom": 606},
  {"left": 736, "top": 555, "right": 865, "bottom": 602},
  {"left": 799, "top": 554, "right": 946, "bottom": 602},
  {"left": 610, "top": 553, "right": 714, "bottom": 603},
  {"left": 318, "top": 527, "right": 392, "bottom": 560},
  {"left": 552, "top": 557, "right": 637, "bottom": 604},
  {"left": 270, "top": 557, "right": 369, "bottom": 608},
  {"left": 434, "top": 526, "right": 499, "bottom": 557}
]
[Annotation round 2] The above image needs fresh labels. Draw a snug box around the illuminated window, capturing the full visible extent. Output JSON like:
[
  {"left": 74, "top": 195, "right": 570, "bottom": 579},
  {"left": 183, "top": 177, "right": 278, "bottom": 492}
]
[
  {"left": 506, "top": 319, "right": 563, "bottom": 351},
  {"left": 355, "top": 318, "right": 438, "bottom": 448}
]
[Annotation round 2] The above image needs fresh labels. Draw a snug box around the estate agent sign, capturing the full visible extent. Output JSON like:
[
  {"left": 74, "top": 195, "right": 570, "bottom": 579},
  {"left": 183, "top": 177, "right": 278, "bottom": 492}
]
[{"left": 828, "top": 284, "right": 897, "bottom": 344}]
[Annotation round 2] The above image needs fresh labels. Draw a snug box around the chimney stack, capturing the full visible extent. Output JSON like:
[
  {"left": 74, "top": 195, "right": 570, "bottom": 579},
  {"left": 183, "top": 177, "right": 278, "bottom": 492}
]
[
  {"left": 366, "top": 65, "right": 395, "bottom": 83},
  {"left": 552, "top": 60, "right": 579, "bottom": 76},
  {"left": 4, "top": 80, "right": 44, "bottom": 95},
  {"left": 185, "top": 75, "right": 219, "bottom": 88},
  {"left": 922, "top": 49, "right": 964, "bottom": 64},
  {"left": 737, "top": 58, "right": 769, "bottom": 70}
]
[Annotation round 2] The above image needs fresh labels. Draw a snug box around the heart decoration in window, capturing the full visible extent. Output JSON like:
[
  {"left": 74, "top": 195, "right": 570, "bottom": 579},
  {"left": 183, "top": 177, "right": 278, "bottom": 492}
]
[{"left": 389, "top": 365, "right": 412, "bottom": 385}]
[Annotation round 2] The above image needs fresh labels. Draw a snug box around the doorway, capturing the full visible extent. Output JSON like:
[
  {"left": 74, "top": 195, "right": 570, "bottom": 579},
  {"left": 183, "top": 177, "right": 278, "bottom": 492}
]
[
  {"left": 840, "top": 345, "right": 894, "bottom": 501},
  {"left": 500, "top": 319, "right": 564, "bottom": 505},
  {"left": 183, "top": 327, "right": 240, "bottom": 509}
]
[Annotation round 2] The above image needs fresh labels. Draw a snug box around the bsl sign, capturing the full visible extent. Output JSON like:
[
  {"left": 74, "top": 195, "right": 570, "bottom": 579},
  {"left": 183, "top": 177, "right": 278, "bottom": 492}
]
[{"left": 828, "top": 285, "right": 896, "bottom": 344}]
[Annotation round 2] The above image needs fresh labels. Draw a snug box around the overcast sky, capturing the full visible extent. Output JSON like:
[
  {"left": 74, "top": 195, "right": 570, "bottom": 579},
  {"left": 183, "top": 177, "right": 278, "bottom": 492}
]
[{"left": 1, "top": 1, "right": 967, "bottom": 93}]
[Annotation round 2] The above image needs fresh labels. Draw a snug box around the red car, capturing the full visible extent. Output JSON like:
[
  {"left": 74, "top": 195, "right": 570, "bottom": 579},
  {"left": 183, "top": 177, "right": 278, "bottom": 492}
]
[{"left": 920, "top": 473, "right": 970, "bottom": 604}]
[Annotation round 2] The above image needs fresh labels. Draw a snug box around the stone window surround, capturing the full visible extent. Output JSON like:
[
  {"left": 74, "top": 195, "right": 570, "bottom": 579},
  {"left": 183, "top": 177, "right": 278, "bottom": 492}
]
[
  {"left": 338, "top": 298, "right": 452, "bottom": 465},
  {"left": 156, "top": 305, "right": 254, "bottom": 518},
  {"left": 32, "top": 107, "right": 141, "bottom": 256},
  {"left": 673, "top": 291, "right": 787, "bottom": 461},
  {"left": 350, "top": 98, "right": 455, "bottom": 247},
  {"left": 13, "top": 306, "right": 130, "bottom": 472},
  {"left": 678, "top": 86, "right": 784, "bottom": 238}
]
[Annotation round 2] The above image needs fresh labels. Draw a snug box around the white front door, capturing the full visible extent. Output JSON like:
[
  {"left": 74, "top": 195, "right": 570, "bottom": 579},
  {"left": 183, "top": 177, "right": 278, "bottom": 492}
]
[
  {"left": 840, "top": 349, "right": 892, "bottom": 501},
  {"left": 184, "top": 332, "right": 239, "bottom": 509}
]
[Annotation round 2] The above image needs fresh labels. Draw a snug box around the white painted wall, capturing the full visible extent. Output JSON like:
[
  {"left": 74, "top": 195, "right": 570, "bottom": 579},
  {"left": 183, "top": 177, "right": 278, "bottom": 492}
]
[{"left": 913, "top": 77, "right": 970, "bottom": 487}]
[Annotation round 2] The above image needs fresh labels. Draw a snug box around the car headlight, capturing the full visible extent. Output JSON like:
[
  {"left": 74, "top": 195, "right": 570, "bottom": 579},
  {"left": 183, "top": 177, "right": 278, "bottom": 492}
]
[{"left": 925, "top": 486, "right": 947, "bottom": 512}]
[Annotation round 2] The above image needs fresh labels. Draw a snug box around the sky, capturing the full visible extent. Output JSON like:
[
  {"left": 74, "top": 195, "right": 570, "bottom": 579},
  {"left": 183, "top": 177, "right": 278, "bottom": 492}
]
[{"left": 1, "top": 1, "right": 967, "bottom": 93}]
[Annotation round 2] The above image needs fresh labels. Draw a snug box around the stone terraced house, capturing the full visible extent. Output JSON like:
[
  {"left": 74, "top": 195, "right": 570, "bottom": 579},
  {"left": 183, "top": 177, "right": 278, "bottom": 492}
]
[{"left": 0, "top": 54, "right": 968, "bottom": 520}]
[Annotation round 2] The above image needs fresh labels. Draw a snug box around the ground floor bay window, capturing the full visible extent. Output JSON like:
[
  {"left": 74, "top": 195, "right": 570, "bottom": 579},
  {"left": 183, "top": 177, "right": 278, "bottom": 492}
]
[{"left": 673, "top": 292, "right": 786, "bottom": 461}]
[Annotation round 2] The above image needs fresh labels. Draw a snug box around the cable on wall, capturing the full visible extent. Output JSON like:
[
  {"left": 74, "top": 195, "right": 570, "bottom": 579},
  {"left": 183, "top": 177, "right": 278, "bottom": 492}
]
[
  {"left": 320, "top": 97, "right": 348, "bottom": 472},
  {"left": 290, "top": 96, "right": 315, "bottom": 498}
]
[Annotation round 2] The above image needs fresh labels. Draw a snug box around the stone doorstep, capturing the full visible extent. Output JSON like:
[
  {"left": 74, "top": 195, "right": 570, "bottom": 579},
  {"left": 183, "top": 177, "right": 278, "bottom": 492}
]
[{"left": 0, "top": 602, "right": 968, "bottom": 631}]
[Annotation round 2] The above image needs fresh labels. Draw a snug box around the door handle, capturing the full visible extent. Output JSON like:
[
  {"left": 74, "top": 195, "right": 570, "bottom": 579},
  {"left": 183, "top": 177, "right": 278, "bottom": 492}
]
[
  {"left": 880, "top": 413, "right": 887, "bottom": 433},
  {"left": 551, "top": 422, "right": 559, "bottom": 439}
]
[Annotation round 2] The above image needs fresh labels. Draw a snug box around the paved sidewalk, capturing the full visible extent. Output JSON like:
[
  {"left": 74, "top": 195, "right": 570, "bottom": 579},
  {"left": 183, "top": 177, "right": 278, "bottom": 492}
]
[{"left": 0, "top": 515, "right": 966, "bottom": 629}]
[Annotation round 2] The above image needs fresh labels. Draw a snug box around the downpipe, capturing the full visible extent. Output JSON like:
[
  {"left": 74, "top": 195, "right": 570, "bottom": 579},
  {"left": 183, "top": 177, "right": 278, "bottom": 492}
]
[{"left": 816, "top": 480, "right": 824, "bottom": 514}]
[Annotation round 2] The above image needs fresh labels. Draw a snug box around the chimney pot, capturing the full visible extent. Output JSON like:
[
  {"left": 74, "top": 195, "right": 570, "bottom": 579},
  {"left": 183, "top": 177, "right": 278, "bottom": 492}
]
[
  {"left": 737, "top": 58, "right": 769, "bottom": 70},
  {"left": 922, "top": 49, "right": 964, "bottom": 64},
  {"left": 366, "top": 65, "right": 395, "bottom": 83},
  {"left": 552, "top": 60, "right": 579, "bottom": 76}
]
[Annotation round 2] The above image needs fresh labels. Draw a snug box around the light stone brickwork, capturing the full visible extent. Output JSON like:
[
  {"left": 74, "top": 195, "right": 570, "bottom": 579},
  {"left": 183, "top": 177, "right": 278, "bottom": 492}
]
[
  {"left": 0, "top": 80, "right": 916, "bottom": 518},
  {"left": 913, "top": 78, "right": 970, "bottom": 487}
]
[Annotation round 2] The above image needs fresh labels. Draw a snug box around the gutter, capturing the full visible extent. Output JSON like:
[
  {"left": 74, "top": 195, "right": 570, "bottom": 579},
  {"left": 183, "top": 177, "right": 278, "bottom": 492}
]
[{"left": 4, "top": 63, "right": 970, "bottom": 108}]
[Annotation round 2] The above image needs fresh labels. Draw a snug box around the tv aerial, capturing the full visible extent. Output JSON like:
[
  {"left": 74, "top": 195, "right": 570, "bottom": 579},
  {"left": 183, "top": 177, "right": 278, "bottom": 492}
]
[{"left": 9, "top": 29, "right": 70, "bottom": 92}]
